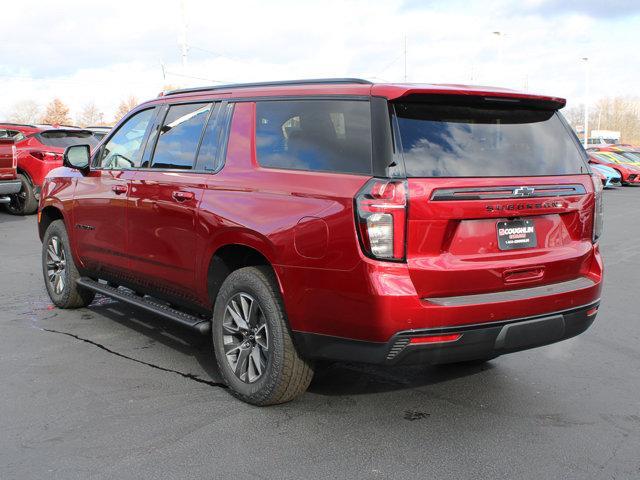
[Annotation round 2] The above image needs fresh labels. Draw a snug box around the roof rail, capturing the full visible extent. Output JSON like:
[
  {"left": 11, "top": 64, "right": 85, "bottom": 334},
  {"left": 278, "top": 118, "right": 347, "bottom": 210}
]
[
  {"left": 0, "top": 122, "right": 37, "bottom": 128},
  {"left": 164, "top": 78, "right": 373, "bottom": 96}
]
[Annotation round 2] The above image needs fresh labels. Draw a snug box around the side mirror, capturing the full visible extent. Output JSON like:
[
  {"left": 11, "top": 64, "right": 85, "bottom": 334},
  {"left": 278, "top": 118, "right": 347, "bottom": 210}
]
[{"left": 63, "top": 144, "right": 91, "bottom": 172}]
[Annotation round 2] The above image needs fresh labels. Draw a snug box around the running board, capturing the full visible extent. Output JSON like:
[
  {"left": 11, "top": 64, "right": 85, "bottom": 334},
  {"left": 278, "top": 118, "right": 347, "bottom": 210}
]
[{"left": 76, "top": 277, "right": 211, "bottom": 335}]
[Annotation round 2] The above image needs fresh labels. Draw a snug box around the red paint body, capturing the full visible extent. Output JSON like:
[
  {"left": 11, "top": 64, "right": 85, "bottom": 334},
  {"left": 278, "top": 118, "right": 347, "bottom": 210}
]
[{"left": 39, "top": 81, "right": 602, "bottom": 348}]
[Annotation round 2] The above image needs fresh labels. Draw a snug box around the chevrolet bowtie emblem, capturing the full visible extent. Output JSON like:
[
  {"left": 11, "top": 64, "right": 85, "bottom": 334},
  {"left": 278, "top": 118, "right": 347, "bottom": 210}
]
[{"left": 513, "top": 186, "right": 535, "bottom": 197}]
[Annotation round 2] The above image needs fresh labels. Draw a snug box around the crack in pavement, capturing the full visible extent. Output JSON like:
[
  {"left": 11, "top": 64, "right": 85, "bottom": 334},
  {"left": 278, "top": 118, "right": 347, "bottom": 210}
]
[{"left": 40, "top": 327, "right": 227, "bottom": 389}]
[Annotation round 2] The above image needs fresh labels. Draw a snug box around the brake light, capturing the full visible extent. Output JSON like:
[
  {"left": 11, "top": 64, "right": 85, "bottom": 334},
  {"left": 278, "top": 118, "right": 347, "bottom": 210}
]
[
  {"left": 11, "top": 145, "right": 16, "bottom": 169},
  {"left": 30, "top": 150, "right": 61, "bottom": 161},
  {"left": 591, "top": 175, "right": 604, "bottom": 243},
  {"left": 355, "top": 179, "right": 407, "bottom": 261}
]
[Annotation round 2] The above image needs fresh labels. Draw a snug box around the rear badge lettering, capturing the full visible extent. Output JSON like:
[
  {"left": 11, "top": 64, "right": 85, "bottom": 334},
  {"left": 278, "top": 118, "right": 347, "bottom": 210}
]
[{"left": 486, "top": 201, "right": 562, "bottom": 212}]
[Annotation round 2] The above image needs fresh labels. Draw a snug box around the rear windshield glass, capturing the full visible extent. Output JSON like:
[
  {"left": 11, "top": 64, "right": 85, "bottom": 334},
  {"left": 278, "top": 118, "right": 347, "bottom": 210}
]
[
  {"left": 394, "top": 103, "right": 588, "bottom": 177},
  {"left": 256, "top": 100, "right": 372, "bottom": 175},
  {"left": 37, "top": 131, "right": 99, "bottom": 149}
]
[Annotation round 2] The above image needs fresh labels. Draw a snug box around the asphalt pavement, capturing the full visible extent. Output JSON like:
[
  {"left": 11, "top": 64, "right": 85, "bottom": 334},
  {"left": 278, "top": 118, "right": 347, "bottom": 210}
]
[{"left": 1, "top": 186, "right": 639, "bottom": 480}]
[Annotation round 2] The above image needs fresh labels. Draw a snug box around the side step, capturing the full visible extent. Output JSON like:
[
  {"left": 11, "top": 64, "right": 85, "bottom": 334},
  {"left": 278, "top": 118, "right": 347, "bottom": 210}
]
[{"left": 76, "top": 277, "right": 211, "bottom": 335}]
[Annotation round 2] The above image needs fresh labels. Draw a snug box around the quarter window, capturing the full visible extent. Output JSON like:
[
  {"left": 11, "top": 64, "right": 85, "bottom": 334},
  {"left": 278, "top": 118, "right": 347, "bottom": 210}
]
[
  {"left": 98, "top": 108, "right": 155, "bottom": 169},
  {"left": 195, "top": 103, "right": 229, "bottom": 171},
  {"left": 255, "top": 100, "right": 372, "bottom": 175},
  {"left": 151, "top": 103, "right": 211, "bottom": 170}
]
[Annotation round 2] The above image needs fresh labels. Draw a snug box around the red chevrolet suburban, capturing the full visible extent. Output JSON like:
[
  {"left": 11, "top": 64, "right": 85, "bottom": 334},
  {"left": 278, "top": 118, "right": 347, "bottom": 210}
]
[{"left": 38, "top": 79, "right": 603, "bottom": 405}]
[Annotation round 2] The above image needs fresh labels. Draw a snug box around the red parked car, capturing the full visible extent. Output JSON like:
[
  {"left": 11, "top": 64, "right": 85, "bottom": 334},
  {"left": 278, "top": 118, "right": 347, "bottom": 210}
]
[
  {"left": 0, "top": 123, "right": 99, "bottom": 215},
  {"left": 0, "top": 137, "right": 20, "bottom": 205},
  {"left": 39, "top": 79, "right": 603, "bottom": 405},
  {"left": 588, "top": 152, "right": 640, "bottom": 185}
]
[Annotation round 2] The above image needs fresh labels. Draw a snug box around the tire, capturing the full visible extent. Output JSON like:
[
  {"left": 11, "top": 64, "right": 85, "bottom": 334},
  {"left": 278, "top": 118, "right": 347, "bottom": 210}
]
[
  {"left": 212, "top": 266, "right": 314, "bottom": 406},
  {"left": 6, "top": 174, "right": 38, "bottom": 215},
  {"left": 42, "top": 220, "right": 95, "bottom": 308}
]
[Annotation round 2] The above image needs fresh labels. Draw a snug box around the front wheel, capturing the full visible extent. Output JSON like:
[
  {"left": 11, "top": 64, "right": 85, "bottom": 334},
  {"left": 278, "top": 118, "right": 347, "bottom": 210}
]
[
  {"left": 6, "top": 174, "right": 38, "bottom": 215},
  {"left": 42, "top": 220, "right": 95, "bottom": 308},
  {"left": 212, "top": 266, "right": 314, "bottom": 406}
]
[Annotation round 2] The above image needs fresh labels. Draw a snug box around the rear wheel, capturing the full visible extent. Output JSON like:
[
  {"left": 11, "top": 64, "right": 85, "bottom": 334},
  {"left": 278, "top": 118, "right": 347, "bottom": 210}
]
[
  {"left": 6, "top": 174, "right": 38, "bottom": 215},
  {"left": 42, "top": 220, "right": 95, "bottom": 308},
  {"left": 212, "top": 266, "right": 314, "bottom": 405}
]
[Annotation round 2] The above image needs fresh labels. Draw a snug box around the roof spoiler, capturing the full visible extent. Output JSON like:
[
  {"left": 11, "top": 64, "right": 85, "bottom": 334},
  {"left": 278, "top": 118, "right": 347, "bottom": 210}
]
[{"left": 393, "top": 92, "right": 566, "bottom": 110}]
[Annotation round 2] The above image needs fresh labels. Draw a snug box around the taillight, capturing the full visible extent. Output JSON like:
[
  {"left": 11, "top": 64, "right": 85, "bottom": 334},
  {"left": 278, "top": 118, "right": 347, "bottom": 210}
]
[
  {"left": 355, "top": 178, "right": 407, "bottom": 261},
  {"left": 11, "top": 145, "right": 17, "bottom": 169},
  {"left": 30, "top": 150, "right": 61, "bottom": 161},
  {"left": 591, "top": 175, "right": 604, "bottom": 243}
]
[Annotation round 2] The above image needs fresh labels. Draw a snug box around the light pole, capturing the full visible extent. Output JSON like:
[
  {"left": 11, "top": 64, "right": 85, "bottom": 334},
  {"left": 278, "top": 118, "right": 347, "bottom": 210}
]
[
  {"left": 493, "top": 31, "right": 505, "bottom": 85},
  {"left": 179, "top": 0, "right": 189, "bottom": 73},
  {"left": 582, "top": 57, "right": 589, "bottom": 147}
]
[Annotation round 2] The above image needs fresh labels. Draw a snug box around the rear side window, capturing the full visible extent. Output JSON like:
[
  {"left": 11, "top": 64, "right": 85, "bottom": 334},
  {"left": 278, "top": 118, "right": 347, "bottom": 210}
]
[
  {"left": 195, "top": 103, "right": 232, "bottom": 172},
  {"left": 37, "top": 130, "right": 99, "bottom": 149},
  {"left": 256, "top": 100, "right": 372, "bottom": 175},
  {"left": 151, "top": 103, "right": 211, "bottom": 170},
  {"left": 394, "top": 103, "right": 589, "bottom": 177}
]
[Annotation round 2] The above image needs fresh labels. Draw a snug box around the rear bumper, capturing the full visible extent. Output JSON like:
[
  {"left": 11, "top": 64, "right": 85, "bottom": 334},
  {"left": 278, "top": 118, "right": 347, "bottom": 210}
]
[
  {"left": 294, "top": 302, "right": 599, "bottom": 365},
  {"left": 0, "top": 179, "right": 20, "bottom": 195}
]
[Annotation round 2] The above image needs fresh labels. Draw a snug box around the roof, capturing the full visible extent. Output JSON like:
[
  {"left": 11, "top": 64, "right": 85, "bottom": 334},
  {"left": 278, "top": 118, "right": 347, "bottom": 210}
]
[
  {"left": 0, "top": 123, "right": 42, "bottom": 135},
  {"left": 158, "top": 78, "right": 566, "bottom": 109}
]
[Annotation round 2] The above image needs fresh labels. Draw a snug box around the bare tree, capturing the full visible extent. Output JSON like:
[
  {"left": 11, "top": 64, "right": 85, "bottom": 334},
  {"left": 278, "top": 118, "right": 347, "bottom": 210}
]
[
  {"left": 41, "top": 98, "right": 72, "bottom": 125},
  {"left": 113, "top": 96, "right": 139, "bottom": 124},
  {"left": 562, "top": 97, "right": 640, "bottom": 144},
  {"left": 7, "top": 100, "right": 42, "bottom": 124},
  {"left": 76, "top": 103, "right": 105, "bottom": 127}
]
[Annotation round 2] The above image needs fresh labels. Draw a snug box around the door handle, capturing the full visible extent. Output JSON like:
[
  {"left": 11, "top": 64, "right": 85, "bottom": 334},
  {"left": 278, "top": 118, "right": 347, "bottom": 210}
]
[
  {"left": 112, "top": 185, "right": 128, "bottom": 195},
  {"left": 172, "top": 190, "right": 195, "bottom": 202}
]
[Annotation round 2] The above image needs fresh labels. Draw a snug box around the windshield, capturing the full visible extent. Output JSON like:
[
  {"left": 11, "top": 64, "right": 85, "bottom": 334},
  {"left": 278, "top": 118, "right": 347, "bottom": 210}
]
[
  {"left": 394, "top": 103, "right": 589, "bottom": 177},
  {"left": 37, "top": 130, "right": 99, "bottom": 149},
  {"left": 620, "top": 152, "right": 640, "bottom": 162}
]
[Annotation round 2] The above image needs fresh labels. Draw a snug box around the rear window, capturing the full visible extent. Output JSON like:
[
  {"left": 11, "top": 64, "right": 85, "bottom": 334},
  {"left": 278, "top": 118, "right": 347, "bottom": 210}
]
[
  {"left": 151, "top": 103, "right": 211, "bottom": 170},
  {"left": 256, "top": 100, "right": 372, "bottom": 175},
  {"left": 394, "top": 103, "right": 589, "bottom": 177},
  {"left": 37, "top": 130, "right": 99, "bottom": 149}
]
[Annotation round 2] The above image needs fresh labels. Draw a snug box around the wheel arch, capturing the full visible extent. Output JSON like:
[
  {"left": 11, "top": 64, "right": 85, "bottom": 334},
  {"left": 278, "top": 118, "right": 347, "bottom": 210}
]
[
  {"left": 205, "top": 239, "right": 283, "bottom": 310},
  {"left": 612, "top": 168, "right": 624, "bottom": 183},
  {"left": 16, "top": 167, "right": 35, "bottom": 186},
  {"left": 38, "top": 205, "right": 65, "bottom": 241}
]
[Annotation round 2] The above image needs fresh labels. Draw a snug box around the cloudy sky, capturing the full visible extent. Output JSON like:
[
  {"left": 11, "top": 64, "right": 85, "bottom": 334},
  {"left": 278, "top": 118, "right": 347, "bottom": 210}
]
[{"left": 1, "top": 0, "right": 638, "bottom": 123}]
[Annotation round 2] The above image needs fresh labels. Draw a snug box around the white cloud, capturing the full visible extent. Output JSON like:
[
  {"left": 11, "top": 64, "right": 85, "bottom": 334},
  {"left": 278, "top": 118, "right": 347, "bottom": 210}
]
[{"left": 1, "top": 0, "right": 637, "bottom": 122}]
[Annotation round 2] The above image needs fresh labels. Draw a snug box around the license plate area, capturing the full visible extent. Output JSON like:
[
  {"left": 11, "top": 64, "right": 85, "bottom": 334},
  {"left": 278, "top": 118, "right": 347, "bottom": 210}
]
[{"left": 497, "top": 218, "right": 537, "bottom": 250}]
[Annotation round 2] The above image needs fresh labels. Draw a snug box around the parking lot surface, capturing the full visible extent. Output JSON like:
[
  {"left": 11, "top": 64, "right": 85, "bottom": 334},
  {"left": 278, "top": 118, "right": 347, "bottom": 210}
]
[{"left": 1, "top": 187, "right": 639, "bottom": 480}]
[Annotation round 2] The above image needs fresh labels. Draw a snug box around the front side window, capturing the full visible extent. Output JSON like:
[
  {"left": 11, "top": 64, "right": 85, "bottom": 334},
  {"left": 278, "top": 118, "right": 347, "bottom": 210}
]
[
  {"left": 150, "top": 103, "right": 211, "bottom": 170},
  {"left": 394, "top": 103, "right": 589, "bottom": 177},
  {"left": 98, "top": 108, "right": 155, "bottom": 169},
  {"left": 256, "top": 100, "right": 372, "bottom": 175}
]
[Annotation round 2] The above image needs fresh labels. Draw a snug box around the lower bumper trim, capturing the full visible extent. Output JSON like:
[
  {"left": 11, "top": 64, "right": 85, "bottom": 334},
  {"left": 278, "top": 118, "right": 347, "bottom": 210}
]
[{"left": 293, "top": 302, "right": 598, "bottom": 365}]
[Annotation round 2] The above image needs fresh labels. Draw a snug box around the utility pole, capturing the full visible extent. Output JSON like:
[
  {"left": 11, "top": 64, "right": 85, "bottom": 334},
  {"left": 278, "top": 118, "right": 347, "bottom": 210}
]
[
  {"left": 180, "top": 0, "right": 188, "bottom": 72},
  {"left": 492, "top": 31, "right": 505, "bottom": 85},
  {"left": 583, "top": 57, "right": 590, "bottom": 146},
  {"left": 403, "top": 35, "right": 407, "bottom": 82}
]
